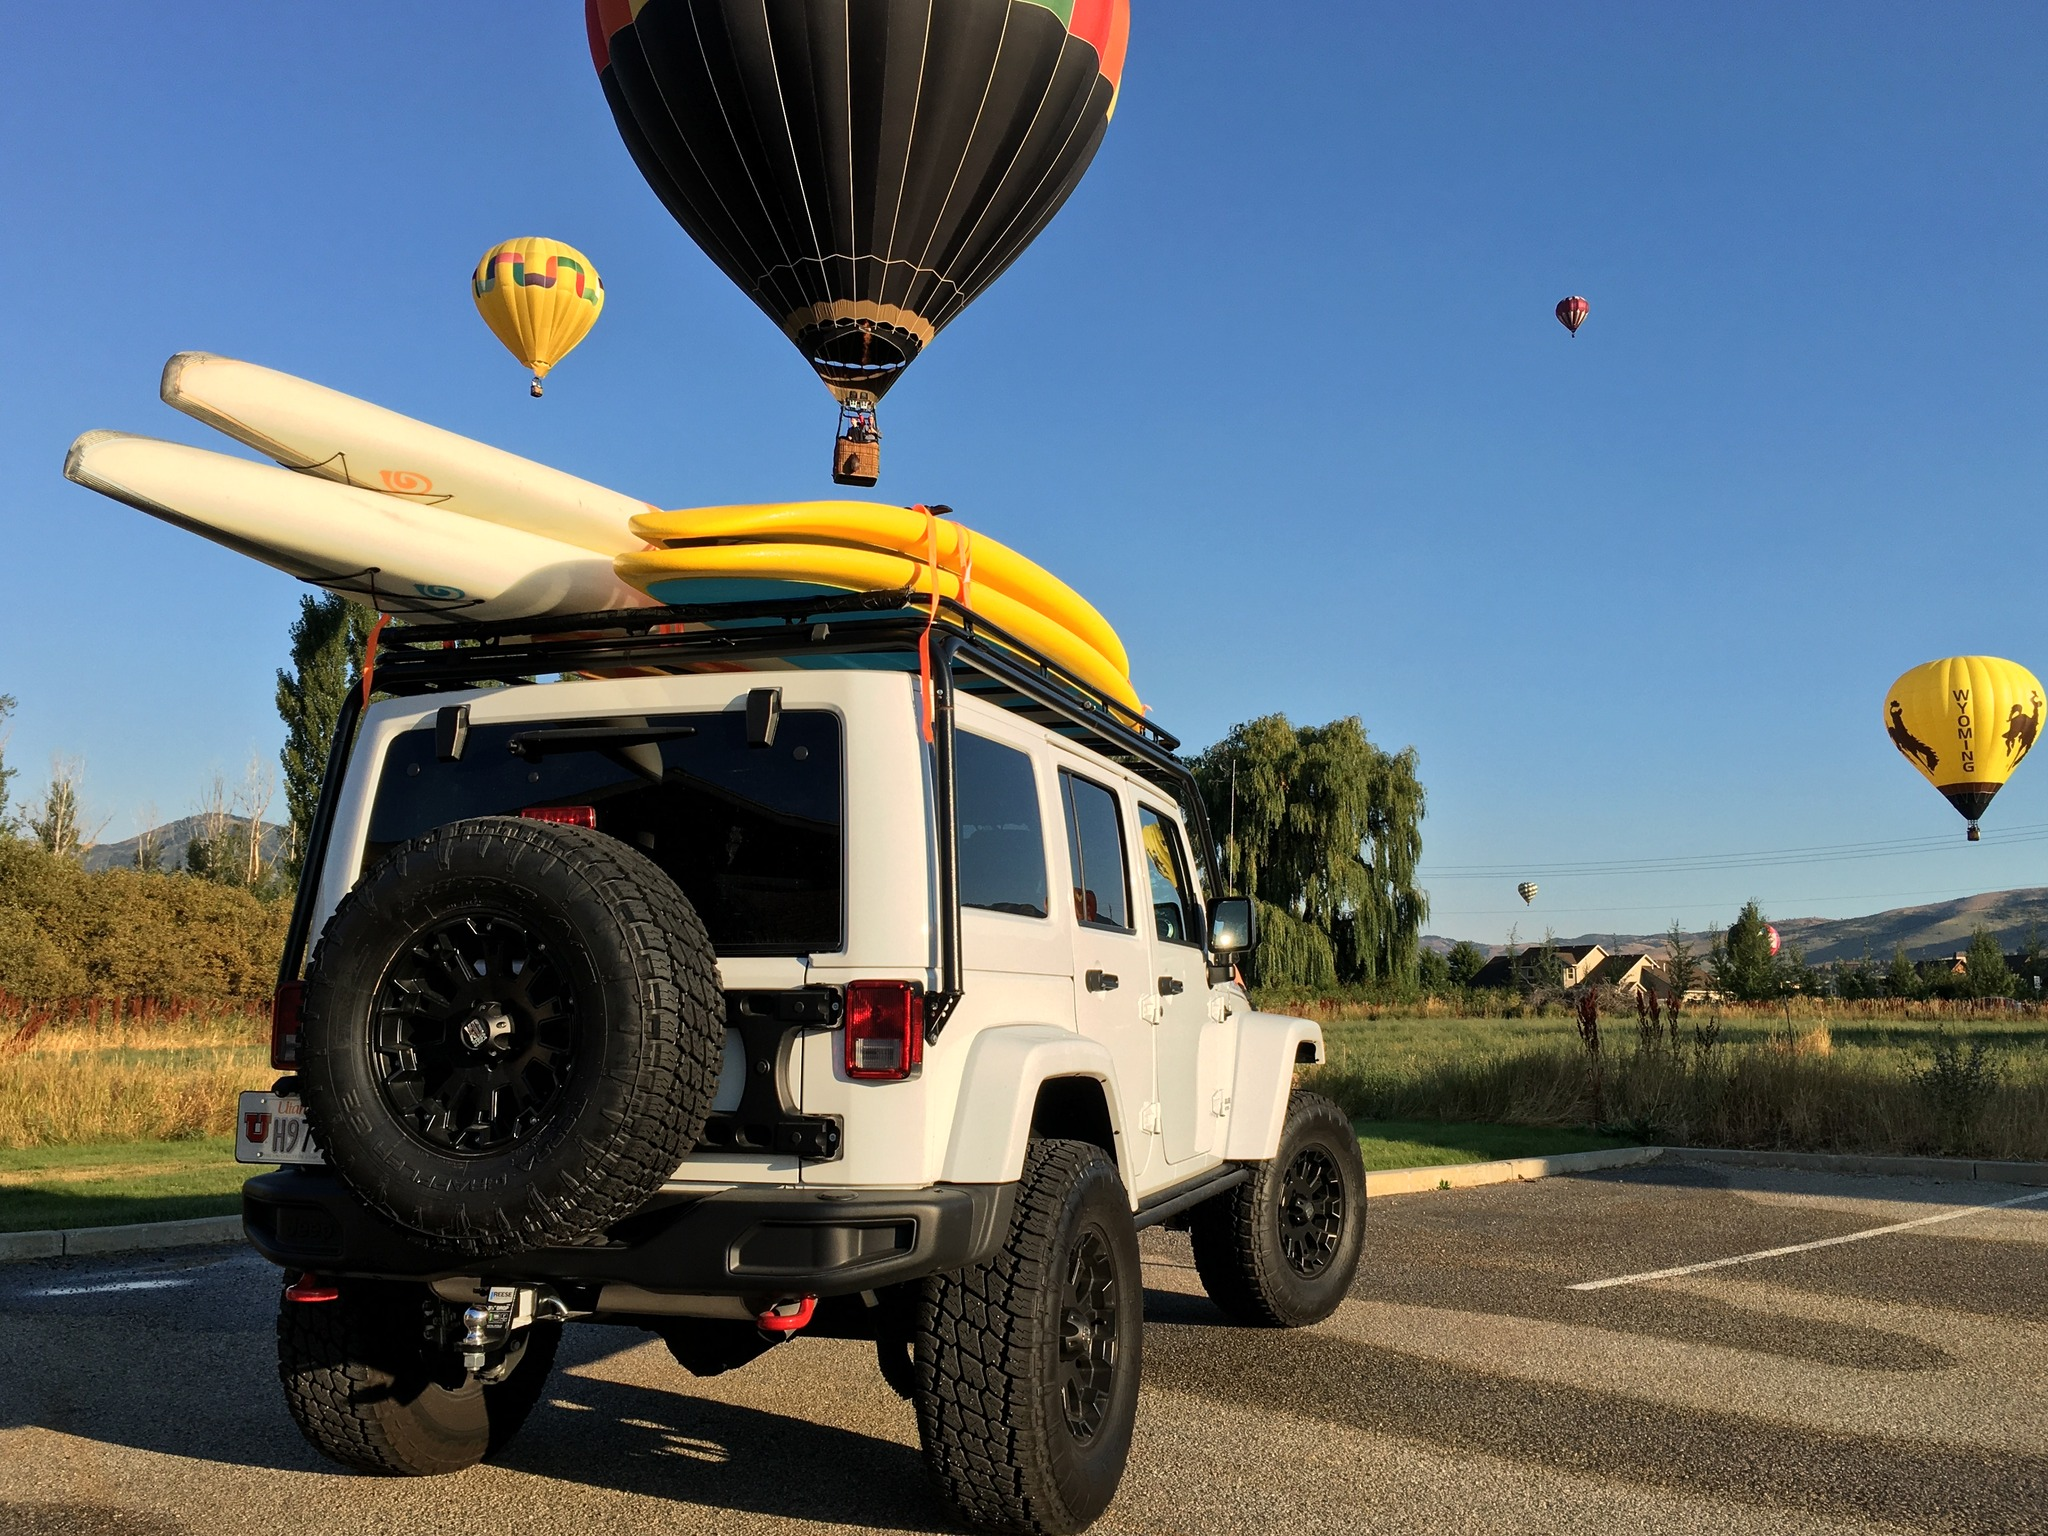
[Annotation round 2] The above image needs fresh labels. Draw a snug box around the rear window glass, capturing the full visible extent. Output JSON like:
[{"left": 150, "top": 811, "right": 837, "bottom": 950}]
[
  {"left": 957, "top": 732, "right": 1047, "bottom": 918},
  {"left": 364, "top": 709, "right": 841, "bottom": 955}
]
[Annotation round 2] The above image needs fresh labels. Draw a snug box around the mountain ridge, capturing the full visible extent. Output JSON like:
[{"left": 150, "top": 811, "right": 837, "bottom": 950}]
[{"left": 1424, "top": 887, "right": 2048, "bottom": 966}]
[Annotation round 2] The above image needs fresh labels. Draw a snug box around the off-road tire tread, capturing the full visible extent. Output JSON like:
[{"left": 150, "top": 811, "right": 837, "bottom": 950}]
[
  {"left": 913, "top": 1138, "right": 1131, "bottom": 1535},
  {"left": 300, "top": 817, "right": 724, "bottom": 1255},
  {"left": 276, "top": 1283, "right": 559, "bottom": 1475},
  {"left": 1189, "top": 1090, "right": 1365, "bottom": 1328}
]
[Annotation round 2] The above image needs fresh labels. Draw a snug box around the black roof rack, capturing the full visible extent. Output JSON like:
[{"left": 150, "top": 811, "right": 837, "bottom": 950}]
[{"left": 371, "top": 591, "right": 1193, "bottom": 802}]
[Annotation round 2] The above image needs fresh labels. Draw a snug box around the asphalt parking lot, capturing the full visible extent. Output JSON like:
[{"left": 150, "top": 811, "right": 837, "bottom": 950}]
[{"left": 2, "top": 1159, "right": 2042, "bottom": 1536}]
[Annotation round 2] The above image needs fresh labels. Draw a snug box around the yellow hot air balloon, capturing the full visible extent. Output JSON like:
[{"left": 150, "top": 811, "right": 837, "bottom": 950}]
[
  {"left": 1883, "top": 655, "right": 2044, "bottom": 840},
  {"left": 472, "top": 238, "right": 604, "bottom": 397}
]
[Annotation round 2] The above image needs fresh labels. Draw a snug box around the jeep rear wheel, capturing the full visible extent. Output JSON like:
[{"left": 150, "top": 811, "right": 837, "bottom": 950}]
[
  {"left": 298, "top": 816, "right": 723, "bottom": 1256},
  {"left": 1190, "top": 1090, "right": 1366, "bottom": 1327},
  {"left": 276, "top": 1279, "right": 559, "bottom": 1476},
  {"left": 914, "top": 1139, "right": 1141, "bottom": 1535}
]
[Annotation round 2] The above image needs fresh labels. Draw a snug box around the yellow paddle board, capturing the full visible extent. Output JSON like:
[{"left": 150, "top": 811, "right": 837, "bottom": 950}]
[
  {"left": 615, "top": 536, "right": 1141, "bottom": 713},
  {"left": 630, "top": 503, "right": 1130, "bottom": 680}
]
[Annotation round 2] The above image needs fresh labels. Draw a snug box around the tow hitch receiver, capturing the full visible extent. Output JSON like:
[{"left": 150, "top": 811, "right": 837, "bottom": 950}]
[
  {"left": 461, "top": 1284, "right": 538, "bottom": 1370},
  {"left": 755, "top": 1294, "right": 817, "bottom": 1336}
]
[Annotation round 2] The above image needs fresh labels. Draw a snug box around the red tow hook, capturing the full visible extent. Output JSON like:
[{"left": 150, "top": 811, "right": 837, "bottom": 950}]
[
  {"left": 285, "top": 1273, "right": 340, "bottom": 1303},
  {"left": 755, "top": 1294, "right": 817, "bottom": 1335}
]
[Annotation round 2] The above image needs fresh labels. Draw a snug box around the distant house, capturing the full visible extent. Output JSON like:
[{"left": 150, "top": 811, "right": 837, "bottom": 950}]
[
  {"left": 1471, "top": 943, "right": 1609, "bottom": 990},
  {"left": 1583, "top": 952, "right": 1671, "bottom": 999}
]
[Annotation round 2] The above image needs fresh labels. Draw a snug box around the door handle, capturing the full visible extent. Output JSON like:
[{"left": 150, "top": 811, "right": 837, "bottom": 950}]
[
  {"left": 1085, "top": 969, "right": 1119, "bottom": 992},
  {"left": 1157, "top": 977, "right": 1184, "bottom": 996}
]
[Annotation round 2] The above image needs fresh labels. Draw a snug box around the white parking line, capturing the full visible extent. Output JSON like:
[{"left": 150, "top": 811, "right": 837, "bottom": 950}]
[
  {"left": 29, "top": 1277, "right": 196, "bottom": 1297},
  {"left": 1569, "top": 1188, "right": 2048, "bottom": 1291}
]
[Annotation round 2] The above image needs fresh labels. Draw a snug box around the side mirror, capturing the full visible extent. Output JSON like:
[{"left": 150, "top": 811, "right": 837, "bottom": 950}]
[{"left": 1207, "top": 896, "right": 1256, "bottom": 957}]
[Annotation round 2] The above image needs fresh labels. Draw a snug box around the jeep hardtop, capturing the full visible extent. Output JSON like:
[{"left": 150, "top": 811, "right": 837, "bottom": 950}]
[{"left": 242, "top": 593, "right": 1366, "bottom": 1534}]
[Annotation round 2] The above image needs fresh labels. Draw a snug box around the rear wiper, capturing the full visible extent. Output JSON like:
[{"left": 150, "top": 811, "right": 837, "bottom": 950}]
[{"left": 507, "top": 721, "right": 696, "bottom": 785}]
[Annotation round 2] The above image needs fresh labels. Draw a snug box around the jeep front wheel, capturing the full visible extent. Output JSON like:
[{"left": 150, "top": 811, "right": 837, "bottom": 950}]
[
  {"left": 1190, "top": 1090, "right": 1366, "bottom": 1327},
  {"left": 914, "top": 1139, "right": 1141, "bottom": 1535}
]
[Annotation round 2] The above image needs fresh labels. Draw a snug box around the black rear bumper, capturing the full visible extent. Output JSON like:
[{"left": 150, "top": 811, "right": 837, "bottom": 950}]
[{"left": 243, "top": 1169, "right": 1013, "bottom": 1298}]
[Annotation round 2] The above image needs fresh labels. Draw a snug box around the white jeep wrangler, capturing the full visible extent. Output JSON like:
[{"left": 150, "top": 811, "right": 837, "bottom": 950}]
[{"left": 240, "top": 597, "right": 1366, "bottom": 1534}]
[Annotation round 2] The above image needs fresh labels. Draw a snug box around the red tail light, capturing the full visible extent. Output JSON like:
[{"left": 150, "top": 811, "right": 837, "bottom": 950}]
[
  {"left": 522, "top": 805, "right": 597, "bottom": 828},
  {"left": 843, "top": 981, "right": 925, "bottom": 1081},
  {"left": 271, "top": 979, "right": 305, "bottom": 1069}
]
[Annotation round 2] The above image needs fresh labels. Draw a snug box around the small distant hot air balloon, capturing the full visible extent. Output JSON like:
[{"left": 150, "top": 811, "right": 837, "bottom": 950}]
[
  {"left": 1556, "top": 296, "right": 1589, "bottom": 336},
  {"left": 472, "top": 238, "right": 605, "bottom": 397},
  {"left": 1766, "top": 924, "right": 1781, "bottom": 957},
  {"left": 1517, "top": 882, "right": 1539, "bottom": 905},
  {"left": 1884, "top": 656, "right": 2044, "bottom": 840}
]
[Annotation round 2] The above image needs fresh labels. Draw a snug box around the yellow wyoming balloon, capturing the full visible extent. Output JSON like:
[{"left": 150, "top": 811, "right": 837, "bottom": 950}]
[
  {"left": 472, "top": 238, "right": 604, "bottom": 397},
  {"left": 1883, "top": 655, "right": 2044, "bottom": 840}
]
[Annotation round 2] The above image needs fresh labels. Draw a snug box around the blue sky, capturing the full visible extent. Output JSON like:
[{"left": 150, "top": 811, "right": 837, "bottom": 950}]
[{"left": 4, "top": 2, "right": 2047, "bottom": 943}]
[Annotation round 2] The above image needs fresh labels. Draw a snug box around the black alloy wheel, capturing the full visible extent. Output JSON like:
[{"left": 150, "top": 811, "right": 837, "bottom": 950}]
[
  {"left": 1276, "top": 1145, "right": 1345, "bottom": 1278},
  {"left": 297, "top": 816, "right": 725, "bottom": 1256},
  {"left": 373, "top": 911, "right": 581, "bottom": 1155},
  {"left": 1188, "top": 1091, "right": 1368, "bottom": 1328},
  {"left": 1058, "top": 1225, "right": 1121, "bottom": 1443}
]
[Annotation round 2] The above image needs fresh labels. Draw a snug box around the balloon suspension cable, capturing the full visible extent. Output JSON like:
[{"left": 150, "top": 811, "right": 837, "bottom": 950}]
[{"left": 360, "top": 613, "right": 391, "bottom": 709}]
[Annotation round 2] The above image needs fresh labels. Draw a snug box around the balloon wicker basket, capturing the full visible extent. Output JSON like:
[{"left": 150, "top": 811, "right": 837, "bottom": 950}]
[{"left": 833, "top": 434, "right": 881, "bottom": 488}]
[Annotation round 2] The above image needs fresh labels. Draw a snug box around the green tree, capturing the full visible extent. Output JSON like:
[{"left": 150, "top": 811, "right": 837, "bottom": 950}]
[
  {"left": 1416, "top": 946, "right": 1450, "bottom": 991},
  {"left": 275, "top": 595, "right": 369, "bottom": 879},
  {"left": 27, "top": 760, "right": 97, "bottom": 861},
  {"left": 1523, "top": 928, "right": 1565, "bottom": 990},
  {"left": 1962, "top": 926, "right": 2014, "bottom": 999},
  {"left": 1190, "top": 713, "right": 1427, "bottom": 988},
  {"left": 1663, "top": 923, "right": 1700, "bottom": 1004},
  {"left": 1711, "top": 901, "right": 1783, "bottom": 1001},
  {"left": 1445, "top": 940, "right": 1487, "bottom": 986},
  {"left": 0, "top": 693, "right": 16, "bottom": 830},
  {"left": 1885, "top": 944, "right": 1922, "bottom": 999}
]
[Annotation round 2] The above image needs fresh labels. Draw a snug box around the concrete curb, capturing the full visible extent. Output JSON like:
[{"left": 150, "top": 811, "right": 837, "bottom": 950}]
[
  {"left": 1661, "top": 1145, "right": 2048, "bottom": 1186},
  {"left": 1366, "top": 1144, "right": 1662, "bottom": 1196},
  {"left": 0, "top": 1215, "right": 244, "bottom": 1265}
]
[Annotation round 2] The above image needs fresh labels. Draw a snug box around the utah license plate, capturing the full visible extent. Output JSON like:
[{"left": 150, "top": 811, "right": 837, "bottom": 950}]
[{"left": 236, "top": 1091, "right": 325, "bottom": 1165}]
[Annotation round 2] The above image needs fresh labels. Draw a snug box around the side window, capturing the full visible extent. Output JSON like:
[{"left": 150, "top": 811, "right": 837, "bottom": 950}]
[
  {"left": 956, "top": 732, "right": 1048, "bottom": 918},
  {"left": 1059, "top": 770, "right": 1131, "bottom": 930},
  {"left": 1138, "top": 806, "right": 1200, "bottom": 946}
]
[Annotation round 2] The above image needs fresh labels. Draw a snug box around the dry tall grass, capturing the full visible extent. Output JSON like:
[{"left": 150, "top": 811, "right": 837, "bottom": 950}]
[
  {"left": 1311, "top": 1029, "right": 2048, "bottom": 1161},
  {"left": 0, "top": 998, "right": 270, "bottom": 1148}
]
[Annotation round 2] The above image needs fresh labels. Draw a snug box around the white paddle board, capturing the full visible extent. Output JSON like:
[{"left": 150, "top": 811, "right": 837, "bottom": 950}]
[
  {"left": 65, "top": 431, "right": 654, "bottom": 622},
  {"left": 160, "top": 353, "right": 652, "bottom": 555}
]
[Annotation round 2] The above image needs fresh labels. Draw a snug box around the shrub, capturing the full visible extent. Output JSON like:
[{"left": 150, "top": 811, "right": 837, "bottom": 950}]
[{"left": 0, "top": 838, "right": 286, "bottom": 1000}]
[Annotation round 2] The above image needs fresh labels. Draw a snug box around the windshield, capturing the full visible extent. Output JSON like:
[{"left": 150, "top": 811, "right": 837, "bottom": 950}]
[{"left": 363, "top": 708, "right": 842, "bottom": 955}]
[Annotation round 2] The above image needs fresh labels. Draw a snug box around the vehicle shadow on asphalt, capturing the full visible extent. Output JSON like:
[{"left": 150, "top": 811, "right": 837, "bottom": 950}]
[{"left": 500, "top": 1373, "right": 958, "bottom": 1530}]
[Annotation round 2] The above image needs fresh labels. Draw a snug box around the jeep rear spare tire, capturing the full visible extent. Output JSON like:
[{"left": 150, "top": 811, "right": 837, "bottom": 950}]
[{"left": 298, "top": 816, "right": 724, "bottom": 1256}]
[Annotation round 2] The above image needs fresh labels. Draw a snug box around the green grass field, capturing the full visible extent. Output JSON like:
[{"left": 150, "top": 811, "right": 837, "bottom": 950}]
[
  {"left": 0, "top": 1137, "right": 245, "bottom": 1232},
  {"left": 1354, "top": 1118, "right": 1637, "bottom": 1171}
]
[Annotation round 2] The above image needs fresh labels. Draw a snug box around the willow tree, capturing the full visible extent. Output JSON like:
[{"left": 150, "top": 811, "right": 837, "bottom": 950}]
[{"left": 1188, "top": 714, "right": 1427, "bottom": 988}]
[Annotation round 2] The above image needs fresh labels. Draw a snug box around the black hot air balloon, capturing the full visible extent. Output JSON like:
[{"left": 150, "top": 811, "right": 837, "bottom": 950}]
[{"left": 586, "top": 0, "right": 1132, "bottom": 486}]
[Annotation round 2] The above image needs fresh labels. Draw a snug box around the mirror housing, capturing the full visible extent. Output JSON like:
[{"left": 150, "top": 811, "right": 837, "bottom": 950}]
[{"left": 1207, "top": 896, "right": 1257, "bottom": 958}]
